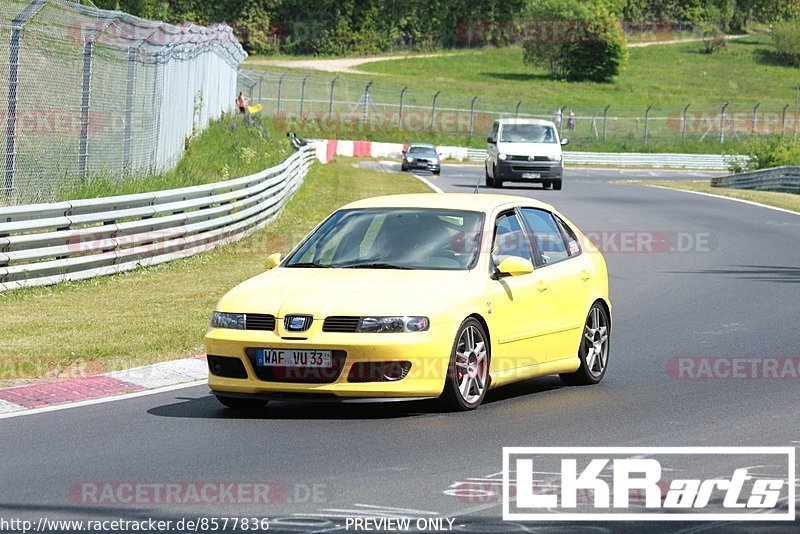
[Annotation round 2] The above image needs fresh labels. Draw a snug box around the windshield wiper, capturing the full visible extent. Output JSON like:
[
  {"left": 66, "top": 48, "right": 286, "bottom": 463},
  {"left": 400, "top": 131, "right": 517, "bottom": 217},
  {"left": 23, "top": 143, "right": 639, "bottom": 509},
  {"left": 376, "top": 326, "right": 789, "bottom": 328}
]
[
  {"left": 339, "top": 262, "right": 413, "bottom": 270},
  {"left": 288, "top": 261, "right": 330, "bottom": 268}
]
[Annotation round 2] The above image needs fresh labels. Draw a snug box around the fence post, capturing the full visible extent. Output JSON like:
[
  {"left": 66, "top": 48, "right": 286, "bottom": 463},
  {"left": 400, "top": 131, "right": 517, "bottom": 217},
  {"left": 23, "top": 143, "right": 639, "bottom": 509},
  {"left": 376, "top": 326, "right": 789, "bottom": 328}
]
[
  {"left": 328, "top": 75, "right": 339, "bottom": 120},
  {"left": 398, "top": 86, "right": 408, "bottom": 128},
  {"left": 781, "top": 104, "right": 790, "bottom": 135},
  {"left": 78, "top": 17, "right": 116, "bottom": 177},
  {"left": 5, "top": 0, "right": 46, "bottom": 198},
  {"left": 276, "top": 72, "right": 287, "bottom": 115},
  {"left": 122, "top": 47, "right": 137, "bottom": 174},
  {"left": 469, "top": 96, "right": 478, "bottom": 136},
  {"left": 514, "top": 101, "right": 522, "bottom": 119},
  {"left": 644, "top": 105, "right": 652, "bottom": 144},
  {"left": 602, "top": 105, "right": 610, "bottom": 142},
  {"left": 720, "top": 101, "right": 729, "bottom": 143},
  {"left": 682, "top": 103, "right": 691, "bottom": 143},
  {"left": 752, "top": 103, "right": 760, "bottom": 134},
  {"left": 795, "top": 86, "right": 799, "bottom": 143},
  {"left": 362, "top": 81, "right": 373, "bottom": 126},
  {"left": 258, "top": 75, "right": 263, "bottom": 104},
  {"left": 299, "top": 74, "right": 310, "bottom": 117},
  {"left": 430, "top": 90, "right": 440, "bottom": 132}
]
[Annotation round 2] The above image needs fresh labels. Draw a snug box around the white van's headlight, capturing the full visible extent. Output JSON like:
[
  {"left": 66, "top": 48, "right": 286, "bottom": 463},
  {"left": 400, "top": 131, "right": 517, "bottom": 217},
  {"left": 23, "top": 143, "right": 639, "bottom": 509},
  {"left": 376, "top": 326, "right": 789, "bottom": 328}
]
[
  {"left": 548, "top": 154, "right": 562, "bottom": 162},
  {"left": 498, "top": 153, "right": 508, "bottom": 161}
]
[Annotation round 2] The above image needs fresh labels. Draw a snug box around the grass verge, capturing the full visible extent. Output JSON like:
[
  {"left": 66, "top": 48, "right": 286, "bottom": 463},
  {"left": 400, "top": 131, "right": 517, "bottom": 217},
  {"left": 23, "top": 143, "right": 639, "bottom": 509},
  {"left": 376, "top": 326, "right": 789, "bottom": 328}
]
[
  {"left": 0, "top": 159, "right": 431, "bottom": 384},
  {"left": 632, "top": 181, "right": 800, "bottom": 212},
  {"left": 57, "top": 114, "right": 293, "bottom": 200}
]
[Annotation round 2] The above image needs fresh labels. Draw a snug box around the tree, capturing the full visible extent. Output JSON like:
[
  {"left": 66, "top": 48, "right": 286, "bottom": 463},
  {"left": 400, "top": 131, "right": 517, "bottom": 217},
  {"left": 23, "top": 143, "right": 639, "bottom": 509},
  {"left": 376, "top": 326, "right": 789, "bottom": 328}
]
[{"left": 523, "top": 0, "right": 628, "bottom": 82}]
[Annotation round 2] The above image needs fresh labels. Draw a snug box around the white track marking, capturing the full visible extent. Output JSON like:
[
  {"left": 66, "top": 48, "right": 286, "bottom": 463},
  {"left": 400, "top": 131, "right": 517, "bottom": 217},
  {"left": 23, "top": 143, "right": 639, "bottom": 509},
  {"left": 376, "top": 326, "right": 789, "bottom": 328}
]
[
  {"left": 647, "top": 185, "right": 800, "bottom": 216},
  {"left": 411, "top": 173, "right": 443, "bottom": 193},
  {"left": 0, "top": 379, "right": 206, "bottom": 420}
]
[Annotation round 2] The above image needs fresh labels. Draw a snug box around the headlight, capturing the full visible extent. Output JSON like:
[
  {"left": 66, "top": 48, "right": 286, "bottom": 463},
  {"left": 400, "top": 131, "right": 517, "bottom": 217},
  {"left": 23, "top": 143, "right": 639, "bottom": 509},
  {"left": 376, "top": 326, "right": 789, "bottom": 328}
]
[
  {"left": 357, "top": 316, "right": 430, "bottom": 333},
  {"left": 498, "top": 153, "right": 508, "bottom": 160},
  {"left": 547, "top": 154, "right": 562, "bottom": 161},
  {"left": 211, "top": 311, "right": 245, "bottom": 329},
  {"left": 406, "top": 157, "right": 413, "bottom": 163}
]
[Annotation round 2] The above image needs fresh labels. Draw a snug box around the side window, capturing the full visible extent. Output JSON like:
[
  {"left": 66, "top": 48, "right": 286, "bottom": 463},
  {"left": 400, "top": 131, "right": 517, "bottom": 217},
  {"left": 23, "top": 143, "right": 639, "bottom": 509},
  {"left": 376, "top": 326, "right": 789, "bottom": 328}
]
[
  {"left": 491, "top": 122, "right": 499, "bottom": 140},
  {"left": 492, "top": 212, "right": 533, "bottom": 266},
  {"left": 555, "top": 215, "right": 582, "bottom": 257},
  {"left": 519, "top": 208, "right": 570, "bottom": 266}
]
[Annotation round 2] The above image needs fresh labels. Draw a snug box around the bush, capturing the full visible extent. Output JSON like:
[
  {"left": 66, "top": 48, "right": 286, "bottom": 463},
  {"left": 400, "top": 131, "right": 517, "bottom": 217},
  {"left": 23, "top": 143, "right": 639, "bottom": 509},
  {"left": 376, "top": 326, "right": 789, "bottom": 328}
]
[
  {"left": 739, "top": 136, "right": 800, "bottom": 171},
  {"left": 701, "top": 24, "right": 728, "bottom": 54},
  {"left": 523, "top": 0, "right": 627, "bottom": 82},
  {"left": 773, "top": 18, "right": 800, "bottom": 66}
]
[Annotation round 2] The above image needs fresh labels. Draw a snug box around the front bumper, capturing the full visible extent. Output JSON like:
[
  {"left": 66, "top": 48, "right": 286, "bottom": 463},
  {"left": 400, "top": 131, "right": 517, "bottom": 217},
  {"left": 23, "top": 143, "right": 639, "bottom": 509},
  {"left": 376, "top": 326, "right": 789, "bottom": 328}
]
[
  {"left": 403, "top": 159, "right": 440, "bottom": 172},
  {"left": 497, "top": 159, "right": 562, "bottom": 182},
  {"left": 204, "top": 327, "right": 449, "bottom": 399}
]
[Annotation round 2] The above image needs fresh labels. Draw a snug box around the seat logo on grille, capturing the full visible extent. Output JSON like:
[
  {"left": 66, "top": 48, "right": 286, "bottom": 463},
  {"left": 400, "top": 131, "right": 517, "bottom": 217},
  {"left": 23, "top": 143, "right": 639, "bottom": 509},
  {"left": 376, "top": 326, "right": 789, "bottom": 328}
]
[{"left": 284, "top": 315, "right": 313, "bottom": 332}]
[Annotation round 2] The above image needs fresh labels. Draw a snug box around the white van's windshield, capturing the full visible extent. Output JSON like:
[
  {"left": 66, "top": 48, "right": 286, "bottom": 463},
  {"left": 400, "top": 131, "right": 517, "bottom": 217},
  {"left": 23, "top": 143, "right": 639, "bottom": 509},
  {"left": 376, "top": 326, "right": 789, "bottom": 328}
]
[{"left": 499, "top": 124, "right": 557, "bottom": 144}]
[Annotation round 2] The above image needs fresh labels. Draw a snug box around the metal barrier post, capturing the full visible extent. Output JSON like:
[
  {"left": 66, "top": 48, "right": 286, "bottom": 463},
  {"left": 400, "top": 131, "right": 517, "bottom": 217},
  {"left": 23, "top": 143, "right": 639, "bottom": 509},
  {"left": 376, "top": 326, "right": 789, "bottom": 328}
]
[
  {"left": 682, "top": 103, "right": 691, "bottom": 143},
  {"left": 299, "top": 74, "right": 310, "bottom": 117},
  {"left": 752, "top": 103, "right": 759, "bottom": 134},
  {"left": 781, "top": 104, "right": 790, "bottom": 135},
  {"left": 430, "top": 90, "right": 440, "bottom": 131},
  {"left": 720, "top": 101, "right": 729, "bottom": 143},
  {"left": 603, "top": 105, "right": 610, "bottom": 142},
  {"left": 122, "top": 47, "right": 137, "bottom": 173},
  {"left": 276, "top": 72, "right": 287, "bottom": 115},
  {"left": 644, "top": 105, "right": 653, "bottom": 144},
  {"left": 328, "top": 75, "right": 339, "bottom": 120},
  {"left": 398, "top": 86, "right": 408, "bottom": 127},
  {"left": 469, "top": 96, "right": 478, "bottom": 136},
  {"left": 515, "top": 101, "right": 521, "bottom": 119},
  {"left": 362, "top": 81, "right": 373, "bottom": 126},
  {"left": 4, "top": 0, "right": 46, "bottom": 199}
]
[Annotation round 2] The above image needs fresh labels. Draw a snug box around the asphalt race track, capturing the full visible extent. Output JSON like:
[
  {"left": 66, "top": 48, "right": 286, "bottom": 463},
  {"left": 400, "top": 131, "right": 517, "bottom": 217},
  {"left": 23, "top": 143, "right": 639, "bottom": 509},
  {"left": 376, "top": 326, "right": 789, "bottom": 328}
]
[{"left": 2, "top": 164, "right": 799, "bottom": 532}]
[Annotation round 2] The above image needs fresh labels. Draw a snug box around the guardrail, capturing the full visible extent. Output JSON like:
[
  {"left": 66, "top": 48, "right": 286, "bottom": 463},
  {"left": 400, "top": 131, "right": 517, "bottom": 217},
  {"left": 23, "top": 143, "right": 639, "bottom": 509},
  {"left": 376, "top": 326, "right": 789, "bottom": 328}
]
[
  {"left": 466, "top": 149, "right": 748, "bottom": 170},
  {"left": 711, "top": 166, "right": 800, "bottom": 193},
  {"left": 0, "top": 145, "right": 316, "bottom": 292}
]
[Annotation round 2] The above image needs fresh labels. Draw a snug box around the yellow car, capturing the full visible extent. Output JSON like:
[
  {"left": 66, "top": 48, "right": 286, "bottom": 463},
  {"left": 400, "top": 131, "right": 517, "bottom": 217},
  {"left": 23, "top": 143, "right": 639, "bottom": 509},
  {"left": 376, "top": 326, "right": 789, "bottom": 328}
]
[{"left": 204, "top": 193, "right": 611, "bottom": 411}]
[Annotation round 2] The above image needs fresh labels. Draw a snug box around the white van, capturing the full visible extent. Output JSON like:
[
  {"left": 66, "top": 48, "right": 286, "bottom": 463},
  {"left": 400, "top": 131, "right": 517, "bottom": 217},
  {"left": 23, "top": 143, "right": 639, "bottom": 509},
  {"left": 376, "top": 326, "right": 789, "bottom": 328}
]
[{"left": 485, "top": 118, "right": 568, "bottom": 190}]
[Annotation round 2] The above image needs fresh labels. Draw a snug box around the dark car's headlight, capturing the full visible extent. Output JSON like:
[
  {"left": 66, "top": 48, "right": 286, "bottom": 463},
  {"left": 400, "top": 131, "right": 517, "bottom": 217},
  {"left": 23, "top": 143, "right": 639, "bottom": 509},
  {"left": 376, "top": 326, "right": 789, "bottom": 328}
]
[
  {"left": 211, "top": 311, "right": 245, "bottom": 330},
  {"left": 357, "top": 316, "right": 430, "bottom": 333}
]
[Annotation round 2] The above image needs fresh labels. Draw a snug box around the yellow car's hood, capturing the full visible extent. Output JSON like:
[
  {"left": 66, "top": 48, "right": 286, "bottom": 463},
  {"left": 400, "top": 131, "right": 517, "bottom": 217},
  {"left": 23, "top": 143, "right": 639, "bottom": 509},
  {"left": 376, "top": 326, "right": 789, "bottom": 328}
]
[{"left": 217, "top": 267, "right": 473, "bottom": 318}]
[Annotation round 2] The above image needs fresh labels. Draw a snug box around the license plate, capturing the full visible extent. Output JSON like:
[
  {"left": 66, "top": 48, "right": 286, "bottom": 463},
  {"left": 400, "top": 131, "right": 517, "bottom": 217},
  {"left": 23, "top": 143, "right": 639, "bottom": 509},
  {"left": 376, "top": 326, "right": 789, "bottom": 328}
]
[
  {"left": 256, "top": 349, "right": 332, "bottom": 368},
  {"left": 522, "top": 172, "right": 541, "bottom": 179}
]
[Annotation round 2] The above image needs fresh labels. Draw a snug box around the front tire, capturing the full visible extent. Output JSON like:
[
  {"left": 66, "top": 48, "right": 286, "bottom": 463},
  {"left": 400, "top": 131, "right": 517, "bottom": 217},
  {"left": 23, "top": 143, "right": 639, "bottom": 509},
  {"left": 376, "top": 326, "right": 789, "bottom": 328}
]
[
  {"left": 441, "top": 318, "right": 490, "bottom": 411},
  {"left": 560, "top": 303, "right": 610, "bottom": 385},
  {"left": 484, "top": 166, "right": 494, "bottom": 188},
  {"left": 215, "top": 395, "right": 267, "bottom": 411},
  {"left": 552, "top": 179, "right": 562, "bottom": 190}
]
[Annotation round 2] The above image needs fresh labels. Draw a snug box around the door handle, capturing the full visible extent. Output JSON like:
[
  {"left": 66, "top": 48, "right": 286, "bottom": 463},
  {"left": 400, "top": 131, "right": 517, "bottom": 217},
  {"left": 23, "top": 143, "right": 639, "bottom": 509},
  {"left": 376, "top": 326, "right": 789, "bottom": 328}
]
[
  {"left": 537, "top": 280, "right": 548, "bottom": 292},
  {"left": 580, "top": 270, "right": 591, "bottom": 281}
]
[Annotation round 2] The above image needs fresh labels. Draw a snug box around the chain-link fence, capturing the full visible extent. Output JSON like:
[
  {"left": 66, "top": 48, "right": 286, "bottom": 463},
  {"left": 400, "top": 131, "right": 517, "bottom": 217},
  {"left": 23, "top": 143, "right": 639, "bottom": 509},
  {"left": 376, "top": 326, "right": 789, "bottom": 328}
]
[
  {"left": 239, "top": 70, "right": 800, "bottom": 148},
  {"left": 0, "top": 0, "right": 246, "bottom": 205}
]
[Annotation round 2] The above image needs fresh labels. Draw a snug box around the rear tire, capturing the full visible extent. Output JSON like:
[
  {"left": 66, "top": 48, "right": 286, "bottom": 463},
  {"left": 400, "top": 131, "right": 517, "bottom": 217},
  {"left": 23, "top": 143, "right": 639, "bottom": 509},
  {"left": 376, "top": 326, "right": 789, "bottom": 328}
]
[
  {"left": 553, "top": 179, "right": 562, "bottom": 190},
  {"left": 560, "top": 303, "right": 610, "bottom": 386},
  {"left": 215, "top": 395, "right": 267, "bottom": 411},
  {"left": 441, "top": 318, "right": 490, "bottom": 411}
]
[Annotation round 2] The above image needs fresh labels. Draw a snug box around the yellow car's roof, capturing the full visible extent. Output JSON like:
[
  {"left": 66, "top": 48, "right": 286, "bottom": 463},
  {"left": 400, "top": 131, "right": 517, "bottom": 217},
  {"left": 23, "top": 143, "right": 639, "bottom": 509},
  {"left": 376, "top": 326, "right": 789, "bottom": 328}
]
[{"left": 342, "top": 193, "right": 554, "bottom": 213}]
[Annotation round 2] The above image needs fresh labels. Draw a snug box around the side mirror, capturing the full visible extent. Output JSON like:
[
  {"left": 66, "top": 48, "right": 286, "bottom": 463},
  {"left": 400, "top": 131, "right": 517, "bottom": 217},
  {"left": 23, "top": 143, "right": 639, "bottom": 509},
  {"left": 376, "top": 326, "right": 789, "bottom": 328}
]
[
  {"left": 265, "top": 252, "right": 283, "bottom": 271},
  {"left": 560, "top": 138, "right": 569, "bottom": 146},
  {"left": 487, "top": 136, "right": 496, "bottom": 144},
  {"left": 495, "top": 256, "right": 534, "bottom": 277}
]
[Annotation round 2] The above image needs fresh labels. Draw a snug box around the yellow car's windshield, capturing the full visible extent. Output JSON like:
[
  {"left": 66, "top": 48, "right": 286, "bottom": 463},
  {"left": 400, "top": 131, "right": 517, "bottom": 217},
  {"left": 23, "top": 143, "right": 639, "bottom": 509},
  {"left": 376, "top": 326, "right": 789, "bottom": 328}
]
[{"left": 285, "top": 208, "right": 484, "bottom": 270}]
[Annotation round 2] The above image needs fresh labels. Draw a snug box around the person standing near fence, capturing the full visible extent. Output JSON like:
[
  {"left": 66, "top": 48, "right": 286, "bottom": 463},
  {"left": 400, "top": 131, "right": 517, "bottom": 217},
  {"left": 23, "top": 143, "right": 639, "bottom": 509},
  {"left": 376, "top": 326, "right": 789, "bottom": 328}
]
[
  {"left": 555, "top": 108, "right": 562, "bottom": 128},
  {"left": 567, "top": 110, "right": 576, "bottom": 131},
  {"left": 237, "top": 91, "right": 248, "bottom": 114}
]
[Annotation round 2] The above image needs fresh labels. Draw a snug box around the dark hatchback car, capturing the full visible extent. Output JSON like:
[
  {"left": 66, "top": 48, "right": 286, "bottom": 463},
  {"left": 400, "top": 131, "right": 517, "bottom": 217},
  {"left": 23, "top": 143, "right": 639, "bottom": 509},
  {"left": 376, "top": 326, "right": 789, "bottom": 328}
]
[{"left": 401, "top": 143, "right": 441, "bottom": 174}]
